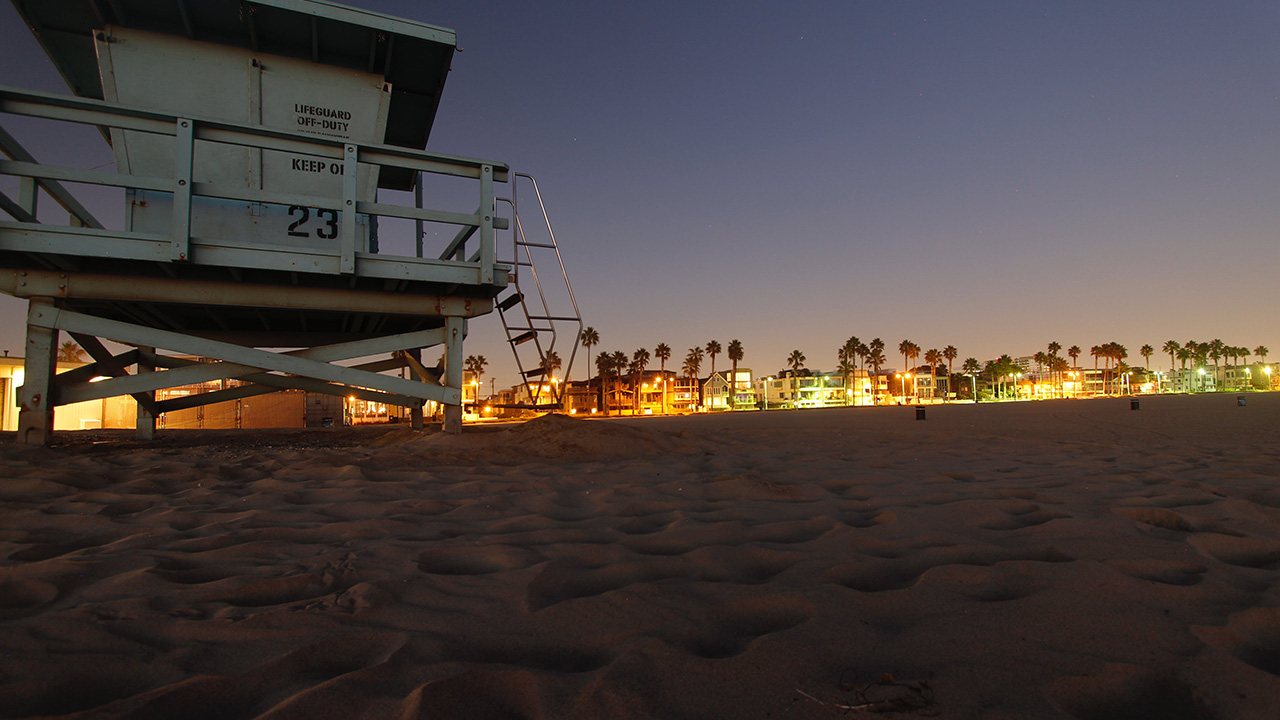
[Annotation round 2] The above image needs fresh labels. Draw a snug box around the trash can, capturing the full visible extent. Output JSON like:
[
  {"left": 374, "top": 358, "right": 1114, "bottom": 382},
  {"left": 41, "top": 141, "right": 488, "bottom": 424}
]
[
  {"left": 1238, "top": 396, "right": 1247, "bottom": 407},
  {"left": 1130, "top": 398, "right": 1139, "bottom": 410},
  {"left": 915, "top": 406, "right": 927, "bottom": 421}
]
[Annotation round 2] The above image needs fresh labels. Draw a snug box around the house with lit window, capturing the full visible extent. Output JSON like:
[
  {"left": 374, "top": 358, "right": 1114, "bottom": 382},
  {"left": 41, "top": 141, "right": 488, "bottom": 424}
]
[
  {"left": 755, "top": 369, "right": 876, "bottom": 409},
  {"left": 703, "top": 368, "right": 757, "bottom": 410}
]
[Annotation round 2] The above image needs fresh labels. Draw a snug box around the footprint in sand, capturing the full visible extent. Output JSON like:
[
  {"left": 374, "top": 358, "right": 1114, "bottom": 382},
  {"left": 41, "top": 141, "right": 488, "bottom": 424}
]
[
  {"left": 1106, "top": 559, "right": 1208, "bottom": 586},
  {"left": 1042, "top": 662, "right": 1215, "bottom": 720},
  {"left": 685, "top": 595, "right": 814, "bottom": 659},
  {"left": 0, "top": 579, "right": 60, "bottom": 611},
  {"left": 525, "top": 556, "right": 689, "bottom": 610},
  {"left": 1193, "top": 606, "right": 1280, "bottom": 677},
  {"left": 1113, "top": 506, "right": 1196, "bottom": 532},
  {"left": 416, "top": 545, "right": 542, "bottom": 575},
  {"left": 1189, "top": 533, "right": 1280, "bottom": 569}
]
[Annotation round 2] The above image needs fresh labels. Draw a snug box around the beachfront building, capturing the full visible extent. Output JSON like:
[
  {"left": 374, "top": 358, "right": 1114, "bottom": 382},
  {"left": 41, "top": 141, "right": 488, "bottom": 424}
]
[
  {"left": 1162, "top": 368, "right": 1219, "bottom": 394},
  {"left": 673, "top": 376, "right": 700, "bottom": 413},
  {"left": 756, "top": 369, "right": 871, "bottom": 409},
  {"left": 564, "top": 370, "right": 680, "bottom": 415},
  {"left": 704, "top": 369, "right": 757, "bottom": 411},
  {"left": 637, "top": 370, "right": 679, "bottom": 414}
]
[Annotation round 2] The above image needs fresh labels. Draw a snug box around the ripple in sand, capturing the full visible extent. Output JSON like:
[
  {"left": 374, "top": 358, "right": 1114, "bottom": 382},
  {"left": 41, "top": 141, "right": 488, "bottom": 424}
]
[{"left": 1193, "top": 606, "right": 1280, "bottom": 677}]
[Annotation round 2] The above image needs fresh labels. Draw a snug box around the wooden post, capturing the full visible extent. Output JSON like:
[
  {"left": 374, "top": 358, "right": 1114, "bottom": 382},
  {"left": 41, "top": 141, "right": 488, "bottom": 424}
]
[
  {"left": 443, "top": 316, "right": 464, "bottom": 434},
  {"left": 136, "top": 345, "right": 156, "bottom": 440},
  {"left": 17, "top": 298, "right": 58, "bottom": 445},
  {"left": 409, "top": 347, "right": 424, "bottom": 431}
]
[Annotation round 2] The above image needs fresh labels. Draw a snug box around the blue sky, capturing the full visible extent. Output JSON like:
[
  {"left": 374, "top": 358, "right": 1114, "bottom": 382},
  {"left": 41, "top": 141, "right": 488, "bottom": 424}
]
[{"left": 2, "top": 1, "right": 1278, "bottom": 385}]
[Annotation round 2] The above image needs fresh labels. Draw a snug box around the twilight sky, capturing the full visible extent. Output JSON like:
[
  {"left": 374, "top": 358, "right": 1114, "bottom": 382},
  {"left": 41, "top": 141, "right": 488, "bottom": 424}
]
[{"left": 2, "top": 1, "right": 1278, "bottom": 388}]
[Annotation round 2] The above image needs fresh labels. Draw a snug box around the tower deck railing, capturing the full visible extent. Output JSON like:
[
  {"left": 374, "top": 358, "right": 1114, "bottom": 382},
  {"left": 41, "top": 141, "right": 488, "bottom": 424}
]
[{"left": 0, "top": 84, "right": 510, "bottom": 289}]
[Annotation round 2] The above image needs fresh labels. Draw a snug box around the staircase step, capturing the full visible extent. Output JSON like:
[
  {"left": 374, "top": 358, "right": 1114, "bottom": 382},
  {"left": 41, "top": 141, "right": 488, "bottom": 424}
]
[
  {"left": 511, "top": 331, "right": 536, "bottom": 345},
  {"left": 497, "top": 293, "right": 524, "bottom": 311},
  {"left": 523, "top": 367, "right": 548, "bottom": 377}
]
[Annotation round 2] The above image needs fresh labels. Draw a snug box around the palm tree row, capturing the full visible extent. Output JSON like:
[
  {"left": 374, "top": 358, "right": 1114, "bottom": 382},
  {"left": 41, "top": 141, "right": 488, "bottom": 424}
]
[
  {"left": 573, "top": 325, "right": 1273, "bottom": 412},
  {"left": 576, "top": 327, "right": 746, "bottom": 413},
  {"left": 1161, "top": 339, "right": 1267, "bottom": 372}
]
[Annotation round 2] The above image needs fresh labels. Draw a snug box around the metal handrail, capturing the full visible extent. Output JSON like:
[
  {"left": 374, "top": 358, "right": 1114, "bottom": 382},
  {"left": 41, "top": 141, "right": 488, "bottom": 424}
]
[{"left": 494, "top": 173, "right": 583, "bottom": 409}]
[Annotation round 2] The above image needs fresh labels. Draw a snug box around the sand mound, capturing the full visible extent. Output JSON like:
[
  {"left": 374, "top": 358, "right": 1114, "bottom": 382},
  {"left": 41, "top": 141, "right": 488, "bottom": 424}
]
[{"left": 417, "top": 413, "right": 696, "bottom": 460}]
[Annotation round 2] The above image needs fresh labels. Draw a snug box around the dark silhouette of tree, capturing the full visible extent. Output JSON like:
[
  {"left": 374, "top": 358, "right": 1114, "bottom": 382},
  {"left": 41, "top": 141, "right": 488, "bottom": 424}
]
[
  {"left": 57, "top": 341, "right": 86, "bottom": 363},
  {"left": 654, "top": 342, "right": 672, "bottom": 414},
  {"left": 727, "top": 339, "right": 744, "bottom": 409},
  {"left": 787, "top": 349, "right": 806, "bottom": 406}
]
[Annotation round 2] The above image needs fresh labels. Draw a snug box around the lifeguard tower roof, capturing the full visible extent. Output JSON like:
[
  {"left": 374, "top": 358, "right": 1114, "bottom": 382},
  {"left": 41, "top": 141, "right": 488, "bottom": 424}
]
[{"left": 11, "top": 0, "right": 456, "bottom": 190}]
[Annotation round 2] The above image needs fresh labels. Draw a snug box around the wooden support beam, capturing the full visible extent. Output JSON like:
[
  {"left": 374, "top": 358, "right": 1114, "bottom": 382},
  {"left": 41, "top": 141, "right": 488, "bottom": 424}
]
[
  {"left": 443, "top": 316, "right": 464, "bottom": 434},
  {"left": 17, "top": 299, "right": 57, "bottom": 445},
  {"left": 136, "top": 345, "right": 155, "bottom": 439}
]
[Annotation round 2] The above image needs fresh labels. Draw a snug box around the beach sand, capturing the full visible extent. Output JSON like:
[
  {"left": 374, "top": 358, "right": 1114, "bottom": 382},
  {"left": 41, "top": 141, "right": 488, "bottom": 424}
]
[{"left": 2, "top": 393, "right": 1279, "bottom": 718}]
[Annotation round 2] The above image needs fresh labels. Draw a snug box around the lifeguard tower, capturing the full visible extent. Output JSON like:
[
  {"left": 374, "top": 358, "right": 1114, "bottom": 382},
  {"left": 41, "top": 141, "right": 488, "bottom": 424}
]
[{"left": 1, "top": 0, "right": 581, "bottom": 443}]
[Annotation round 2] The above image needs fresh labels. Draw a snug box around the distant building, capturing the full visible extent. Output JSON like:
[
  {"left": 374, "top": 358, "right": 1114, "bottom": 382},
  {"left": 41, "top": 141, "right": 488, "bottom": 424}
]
[{"left": 704, "top": 368, "right": 756, "bottom": 410}]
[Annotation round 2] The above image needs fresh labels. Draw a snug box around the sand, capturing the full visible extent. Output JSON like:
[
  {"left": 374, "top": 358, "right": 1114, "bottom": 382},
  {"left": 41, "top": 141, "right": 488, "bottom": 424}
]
[{"left": 2, "top": 392, "right": 1280, "bottom": 719}]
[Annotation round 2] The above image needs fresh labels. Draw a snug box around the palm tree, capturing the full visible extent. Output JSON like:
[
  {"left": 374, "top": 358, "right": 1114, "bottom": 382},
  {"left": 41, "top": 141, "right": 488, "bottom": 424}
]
[
  {"left": 705, "top": 340, "right": 721, "bottom": 381},
  {"left": 1205, "top": 339, "right": 1223, "bottom": 386},
  {"left": 837, "top": 340, "right": 855, "bottom": 404},
  {"left": 867, "top": 339, "right": 887, "bottom": 404},
  {"left": 1111, "top": 343, "right": 1129, "bottom": 394},
  {"left": 727, "top": 339, "right": 744, "bottom": 409},
  {"left": 631, "top": 347, "right": 650, "bottom": 414},
  {"left": 942, "top": 345, "right": 958, "bottom": 398},
  {"left": 595, "top": 351, "right": 615, "bottom": 415},
  {"left": 836, "top": 356, "right": 856, "bottom": 406},
  {"left": 1068, "top": 345, "right": 1081, "bottom": 371},
  {"left": 542, "top": 351, "right": 561, "bottom": 404},
  {"left": 1140, "top": 344, "right": 1153, "bottom": 370},
  {"left": 961, "top": 357, "right": 981, "bottom": 400},
  {"left": 787, "top": 349, "right": 806, "bottom": 406},
  {"left": 898, "top": 339, "right": 913, "bottom": 380},
  {"left": 464, "top": 354, "right": 488, "bottom": 404},
  {"left": 580, "top": 327, "right": 599, "bottom": 373},
  {"left": 897, "top": 341, "right": 920, "bottom": 401},
  {"left": 610, "top": 350, "right": 629, "bottom": 411},
  {"left": 1254, "top": 345, "right": 1269, "bottom": 364},
  {"left": 654, "top": 342, "right": 672, "bottom": 414},
  {"left": 984, "top": 357, "right": 1004, "bottom": 399},
  {"left": 578, "top": 327, "right": 600, "bottom": 410},
  {"left": 58, "top": 341, "right": 86, "bottom": 363},
  {"left": 1116, "top": 360, "right": 1133, "bottom": 394},
  {"left": 924, "top": 348, "right": 941, "bottom": 401},
  {"left": 843, "top": 336, "right": 861, "bottom": 369},
  {"left": 1046, "top": 342, "right": 1062, "bottom": 396},
  {"left": 1162, "top": 340, "right": 1179, "bottom": 372},
  {"left": 685, "top": 347, "right": 704, "bottom": 408}
]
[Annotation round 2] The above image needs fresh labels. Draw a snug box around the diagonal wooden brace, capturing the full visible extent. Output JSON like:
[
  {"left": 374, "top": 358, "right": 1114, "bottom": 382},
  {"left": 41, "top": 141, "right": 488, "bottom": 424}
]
[{"left": 67, "top": 332, "right": 159, "bottom": 415}]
